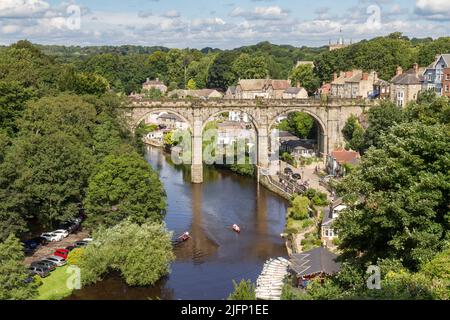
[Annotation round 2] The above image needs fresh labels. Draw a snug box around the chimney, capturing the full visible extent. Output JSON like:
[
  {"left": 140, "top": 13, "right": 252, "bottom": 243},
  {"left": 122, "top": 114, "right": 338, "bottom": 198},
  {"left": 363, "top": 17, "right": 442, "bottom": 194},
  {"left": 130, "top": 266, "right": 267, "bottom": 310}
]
[
  {"left": 156, "top": 77, "right": 159, "bottom": 82},
  {"left": 362, "top": 73, "right": 369, "bottom": 81},
  {"left": 333, "top": 72, "right": 338, "bottom": 81},
  {"left": 296, "top": 81, "right": 301, "bottom": 88},
  {"left": 146, "top": 78, "right": 150, "bottom": 82},
  {"left": 345, "top": 71, "right": 353, "bottom": 78},
  {"left": 413, "top": 63, "right": 419, "bottom": 73},
  {"left": 396, "top": 66, "right": 403, "bottom": 76}
]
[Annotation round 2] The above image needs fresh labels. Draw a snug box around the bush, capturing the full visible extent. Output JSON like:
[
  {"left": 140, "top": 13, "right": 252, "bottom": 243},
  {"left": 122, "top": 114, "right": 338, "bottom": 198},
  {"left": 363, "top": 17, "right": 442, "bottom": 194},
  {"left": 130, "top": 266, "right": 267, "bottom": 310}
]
[
  {"left": 288, "top": 196, "right": 310, "bottom": 220},
  {"left": 67, "top": 248, "right": 85, "bottom": 266},
  {"left": 228, "top": 280, "right": 256, "bottom": 300},
  {"left": 79, "top": 220, "right": 174, "bottom": 287}
]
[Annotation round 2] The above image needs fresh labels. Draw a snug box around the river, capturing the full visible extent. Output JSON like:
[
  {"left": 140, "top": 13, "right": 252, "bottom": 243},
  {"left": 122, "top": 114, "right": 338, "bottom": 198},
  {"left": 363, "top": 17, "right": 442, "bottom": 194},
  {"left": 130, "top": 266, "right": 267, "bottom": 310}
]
[{"left": 68, "top": 146, "right": 289, "bottom": 300}]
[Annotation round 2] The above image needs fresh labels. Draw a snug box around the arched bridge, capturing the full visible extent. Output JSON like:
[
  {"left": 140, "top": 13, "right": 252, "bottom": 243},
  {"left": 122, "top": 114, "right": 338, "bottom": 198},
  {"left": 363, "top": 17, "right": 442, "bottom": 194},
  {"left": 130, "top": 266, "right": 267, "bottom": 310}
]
[{"left": 124, "top": 98, "right": 374, "bottom": 183}]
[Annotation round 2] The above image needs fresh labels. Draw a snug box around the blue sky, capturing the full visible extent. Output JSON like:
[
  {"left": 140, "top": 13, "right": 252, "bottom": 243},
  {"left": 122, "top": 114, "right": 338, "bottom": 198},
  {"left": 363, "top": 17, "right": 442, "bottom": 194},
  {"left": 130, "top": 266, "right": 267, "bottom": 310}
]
[{"left": 1, "top": 0, "right": 450, "bottom": 48}]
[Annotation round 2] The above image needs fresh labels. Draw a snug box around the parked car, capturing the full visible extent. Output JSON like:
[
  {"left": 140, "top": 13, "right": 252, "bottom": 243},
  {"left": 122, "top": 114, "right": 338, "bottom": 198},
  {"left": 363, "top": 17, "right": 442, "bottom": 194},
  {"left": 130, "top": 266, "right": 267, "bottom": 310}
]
[
  {"left": 23, "top": 275, "right": 35, "bottom": 284},
  {"left": 284, "top": 168, "right": 293, "bottom": 175},
  {"left": 43, "top": 256, "right": 67, "bottom": 267},
  {"left": 52, "top": 229, "right": 69, "bottom": 238},
  {"left": 65, "top": 245, "right": 76, "bottom": 252},
  {"left": 29, "top": 266, "right": 50, "bottom": 278},
  {"left": 54, "top": 249, "right": 69, "bottom": 260},
  {"left": 31, "top": 260, "right": 56, "bottom": 271},
  {"left": 292, "top": 173, "right": 301, "bottom": 180},
  {"left": 83, "top": 238, "right": 93, "bottom": 242},
  {"left": 30, "top": 236, "right": 48, "bottom": 246},
  {"left": 74, "top": 241, "right": 88, "bottom": 248},
  {"left": 41, "top": 232, "right": 64, "bottom": 242},
  {"left": 23, "top": 240, "right": 39, "bottom": 251}
]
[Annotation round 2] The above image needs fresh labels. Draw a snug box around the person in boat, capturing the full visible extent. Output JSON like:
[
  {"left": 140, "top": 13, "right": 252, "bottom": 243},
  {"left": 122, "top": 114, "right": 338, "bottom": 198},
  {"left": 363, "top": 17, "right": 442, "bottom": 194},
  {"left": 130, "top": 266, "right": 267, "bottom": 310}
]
[
  {"left": 232, "top": 224, "right": 241, "bottom": 233},
  {"left": 179, "top": 232, "right": 190, "bottom": 241}
]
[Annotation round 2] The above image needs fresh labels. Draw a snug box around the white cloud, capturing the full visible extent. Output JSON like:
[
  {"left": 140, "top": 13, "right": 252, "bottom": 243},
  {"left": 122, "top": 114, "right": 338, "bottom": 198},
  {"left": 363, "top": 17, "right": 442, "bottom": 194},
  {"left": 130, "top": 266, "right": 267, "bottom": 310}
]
[
  {"left": 0, "top": 0, "right": 50, "bottom": 18},
  {"left": 231, "top": 6, "right": 289, "bottom": 20},
  {"left": 415, "top": 0, "right": 450, "bottom": 20}
]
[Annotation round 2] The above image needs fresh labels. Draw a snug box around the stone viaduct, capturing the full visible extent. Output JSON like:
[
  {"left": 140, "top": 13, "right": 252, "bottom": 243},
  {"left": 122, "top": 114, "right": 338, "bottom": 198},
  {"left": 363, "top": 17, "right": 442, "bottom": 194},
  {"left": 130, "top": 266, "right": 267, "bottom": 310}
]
[{"left": 123, "top": 98, "right": 374, "bottom": 183}]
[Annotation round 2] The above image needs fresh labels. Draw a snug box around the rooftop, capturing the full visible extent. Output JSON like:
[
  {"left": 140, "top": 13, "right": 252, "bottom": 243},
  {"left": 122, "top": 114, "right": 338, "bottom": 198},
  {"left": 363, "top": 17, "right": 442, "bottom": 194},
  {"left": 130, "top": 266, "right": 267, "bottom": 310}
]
[
  {"left": 330, "top": 149, "right": 361, "bottom": 165},
  {"left": 290, "top": 247, "right": 341, "bottom": 277}
]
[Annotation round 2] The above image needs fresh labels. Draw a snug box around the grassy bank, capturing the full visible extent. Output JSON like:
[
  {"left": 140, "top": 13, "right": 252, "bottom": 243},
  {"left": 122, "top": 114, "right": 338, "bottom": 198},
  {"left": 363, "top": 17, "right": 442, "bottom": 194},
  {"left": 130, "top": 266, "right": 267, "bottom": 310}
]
[{"left": 37, "top": 266, "right": 73, "bottom": 300}]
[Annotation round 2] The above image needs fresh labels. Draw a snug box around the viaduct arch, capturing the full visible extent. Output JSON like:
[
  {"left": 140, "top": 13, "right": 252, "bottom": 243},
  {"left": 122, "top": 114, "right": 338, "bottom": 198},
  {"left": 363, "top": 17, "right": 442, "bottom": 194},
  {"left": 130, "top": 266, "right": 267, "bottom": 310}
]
[{"left": 124, "top": 98, "right": 374, "bottom": 183}]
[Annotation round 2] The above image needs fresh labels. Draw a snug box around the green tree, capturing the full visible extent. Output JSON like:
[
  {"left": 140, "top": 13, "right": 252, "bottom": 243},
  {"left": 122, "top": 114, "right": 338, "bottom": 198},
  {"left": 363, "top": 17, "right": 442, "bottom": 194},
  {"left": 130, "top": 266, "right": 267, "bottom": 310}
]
[
  {"left": 0, "top": 235, "right": 38, "bottom": 300},
  {"left": 342, "top": 115, "right": 365, "bottom": 152},
  {"left": 288, "top": 196, "right": 310, "bottom": 220},
  {"left": 0, "top": 81, "right": 34, "bottom": 136},
  {"left": 335, "top": 122, "right": 450, "bottom": 270},
  {"left": 84, "top": 152, "right": 166, "bottom": 227},
  {"left": 187, "top": 79, "right": 197, "bottom": 90},
  {"left": 363, "top": 101, "right": 405, "bottom": 148},
  {"left": 79, "top": 220, "right": 174, "bottom": 286},
  {"left": 232, "top": 53, "right": 268, "bottom": 79},
  {"left": 228, "top": 280, "right": 256, "bottom": 300},
  {"left": 290, "top": 64, "right": 320, "bottom": 94},
  {"left": 281, "top": 112, "right": 315, "bottom": 139}
]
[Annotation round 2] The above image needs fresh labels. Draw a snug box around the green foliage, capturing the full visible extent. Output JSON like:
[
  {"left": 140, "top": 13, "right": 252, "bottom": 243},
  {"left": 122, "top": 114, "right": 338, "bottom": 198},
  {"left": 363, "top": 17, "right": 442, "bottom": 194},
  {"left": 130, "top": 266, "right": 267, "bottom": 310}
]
[
  {"left": 59, "top": 68, "right": 109, "bottom": 95},
  {"left": 335, "top": 121, "right": 450, "bottom": 270},
  {"left": 304, "top": 188, "right": 329, "bottom": 206},
  {"left": 228, "top": 280, "right": 256, "bottom": 300},
  {"left": 288, "top": 196, "right": 310, "bottom": 220},
  {"left": 143, "top": 88, "right": 163, "bottom": 99},
  {"left": 281, "top": 152, "right": 297, "bottom": 167},
  {"left": 84, "top": 152, "right": 166, "bottom": 228},
  {"left": 290, "top": 64, "right": 320, "bottom": 94},
  {"left": 79, "top": 220, "right": 174, "bottom": 286},
  {"left": 279, "top": 112, "right": 315, "bottom": 139},
  {"left": 187, "top": 79, "right": 197, "bottom": 90},
  {"left": 67, "top": 248, "right": 85, "bottom": 266},
  {"left": 232, "top": 53, "right": 268, "bottom": 79},
  {"left": 363, "top": 101, "right": 405, "bottom": 149},
  {"left": 342, "top": 115, "right": 365, "bottom": 152},
  {"left": 0, "top": 235, "right": 38, "bottom": 300},
  {"left": 37, "top": 265, "right": 74, "bottom": 300},
  {"left": 0, "top": 81, "right": 35, "bottom": 136}
]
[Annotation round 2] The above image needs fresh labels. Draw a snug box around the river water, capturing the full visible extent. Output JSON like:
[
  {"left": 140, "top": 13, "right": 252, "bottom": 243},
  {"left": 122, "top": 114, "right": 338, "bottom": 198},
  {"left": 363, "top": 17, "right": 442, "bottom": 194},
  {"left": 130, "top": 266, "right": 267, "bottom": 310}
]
[{"left": 69, "top": 146, "right": 288, "bottom": 300}]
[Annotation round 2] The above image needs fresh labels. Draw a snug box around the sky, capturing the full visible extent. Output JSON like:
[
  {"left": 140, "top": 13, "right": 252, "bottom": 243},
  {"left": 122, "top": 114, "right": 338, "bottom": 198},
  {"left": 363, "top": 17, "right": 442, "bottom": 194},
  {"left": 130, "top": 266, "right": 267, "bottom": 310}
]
[{"left": 0, "top": 0, "right": 449, "bottom": 48}]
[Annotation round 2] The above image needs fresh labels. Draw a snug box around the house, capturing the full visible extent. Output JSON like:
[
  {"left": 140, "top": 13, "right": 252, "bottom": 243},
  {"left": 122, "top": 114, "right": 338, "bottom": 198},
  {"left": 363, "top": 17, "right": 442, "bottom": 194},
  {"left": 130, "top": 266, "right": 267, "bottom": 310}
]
[
  {"left": 289, "top": 247, "right": 341, "bottom": 288},
  {"left": 157, "top": 113, "right": 189, "bottom": 131},
  {"left": 326, "top": 149, "right": 360, "bottom": 177},
  {"left": 146, "top": 131, "right": 164, "bottom": 140},
  {"left": 317, "top": 83, "right": 331, "bottom": 96},
  {"left": 331, "top": 70, "right": 378, "bottom": 99},
  {"left": 321, "top": 199, "right": 347, "bottom": 247},
  {"left": 372, "top": 79, "right": 391, "bottom": 99},
  {"left": 422, "top": 54, "right": 450, "bottom": 96},
  {"left": 228, "top": 111, "right": 250, "bottom": 123},
  {"left": 217, "top": 121, "right": 254, "bottom": 146},
  {"left": 278, "top": 131, "right": 317, "bottom": 158},
  {"left": 282, "top": 87, "right": 308, "bottom": 99},
  {"left": 168, "top": 89, "right": 223, "bottom": 99},
  {"left": 225, "top": 86, "right": 237, "bottom": 99},
  {"left": 390, "top": 64, "right": 424, "bottom": 107},
  {"left": 233, "top": 79, "right": 291, "bottom": 99},
  {"left": 142, "top": 78, "right": 167, "bottom": 93}
]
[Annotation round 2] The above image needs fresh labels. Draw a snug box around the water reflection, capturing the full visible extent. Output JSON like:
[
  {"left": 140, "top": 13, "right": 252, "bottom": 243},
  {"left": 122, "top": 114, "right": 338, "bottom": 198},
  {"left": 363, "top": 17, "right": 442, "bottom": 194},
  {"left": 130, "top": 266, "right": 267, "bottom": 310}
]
[{"left": 69, "top": 146, "right": 288, "bottom": 300}]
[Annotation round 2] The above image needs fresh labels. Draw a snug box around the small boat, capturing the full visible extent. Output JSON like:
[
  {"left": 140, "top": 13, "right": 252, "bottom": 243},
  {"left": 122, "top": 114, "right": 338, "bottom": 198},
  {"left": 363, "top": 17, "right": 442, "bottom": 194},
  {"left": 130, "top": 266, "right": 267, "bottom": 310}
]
[
  {"left": 232, "top": 224, "right": 241, "bottom": 233},
  {"left": 178, "top": 232, "right": 191, "bottom": 242}
]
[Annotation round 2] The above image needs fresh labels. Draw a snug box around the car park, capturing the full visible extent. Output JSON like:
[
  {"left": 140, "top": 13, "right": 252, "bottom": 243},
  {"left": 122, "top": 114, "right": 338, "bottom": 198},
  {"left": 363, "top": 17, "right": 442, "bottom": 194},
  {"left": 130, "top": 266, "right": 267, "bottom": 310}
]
[
  {"left": 31, "top": 260, "right": 56, "bottom": 271},
  {"left": 54, "top": 249, "right": 69, "bottom": 260},
  {"left": 29, "top": 266, "right": 50, "bottom": 278},
  {"left": 41, "top": 232, "right": 64, "bottom": 242},
  {"left": 43, "top": 256, "right": 67, "bottom": 267}
]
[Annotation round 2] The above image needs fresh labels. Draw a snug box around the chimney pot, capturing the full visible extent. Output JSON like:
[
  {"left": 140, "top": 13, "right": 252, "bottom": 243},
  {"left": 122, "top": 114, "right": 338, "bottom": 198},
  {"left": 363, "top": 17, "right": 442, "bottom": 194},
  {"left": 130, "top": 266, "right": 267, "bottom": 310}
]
[
  {"left": 413, "top": 63, "right": 418, "bottom": 73},
  {"left": 396, "top": 66, "right": 403, "bottom": 76},
  {"left": 362, "top": 73, "right": 369, "bottom": 81}
]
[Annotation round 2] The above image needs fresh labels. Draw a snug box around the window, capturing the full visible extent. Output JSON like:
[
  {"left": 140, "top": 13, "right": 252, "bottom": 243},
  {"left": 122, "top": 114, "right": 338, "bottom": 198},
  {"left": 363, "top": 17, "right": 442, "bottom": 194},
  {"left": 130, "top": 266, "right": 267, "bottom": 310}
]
[
  {"left": 446, "top": 85, "right": 449, "bottom": 93},
  {"left": 397, "top": 91, "right": 404, "bottom": 107},
  {"left": 446, "top": 74, "right": 450, "bottom": 81}
]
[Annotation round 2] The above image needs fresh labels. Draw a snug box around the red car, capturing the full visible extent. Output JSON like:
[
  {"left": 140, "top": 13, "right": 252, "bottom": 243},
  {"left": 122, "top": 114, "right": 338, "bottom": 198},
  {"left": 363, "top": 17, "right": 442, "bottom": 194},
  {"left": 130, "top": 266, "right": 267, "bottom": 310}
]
[{"left": 53, "top": 249, "right": 69, "bottom": 260}]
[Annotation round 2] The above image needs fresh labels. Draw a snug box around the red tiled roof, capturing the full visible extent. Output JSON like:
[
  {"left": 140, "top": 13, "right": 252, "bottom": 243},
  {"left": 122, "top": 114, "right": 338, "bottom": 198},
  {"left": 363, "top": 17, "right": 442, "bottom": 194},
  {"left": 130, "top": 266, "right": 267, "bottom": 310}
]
[{"left": 331, "top": 149, "right": 361, "bottom": 165}]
